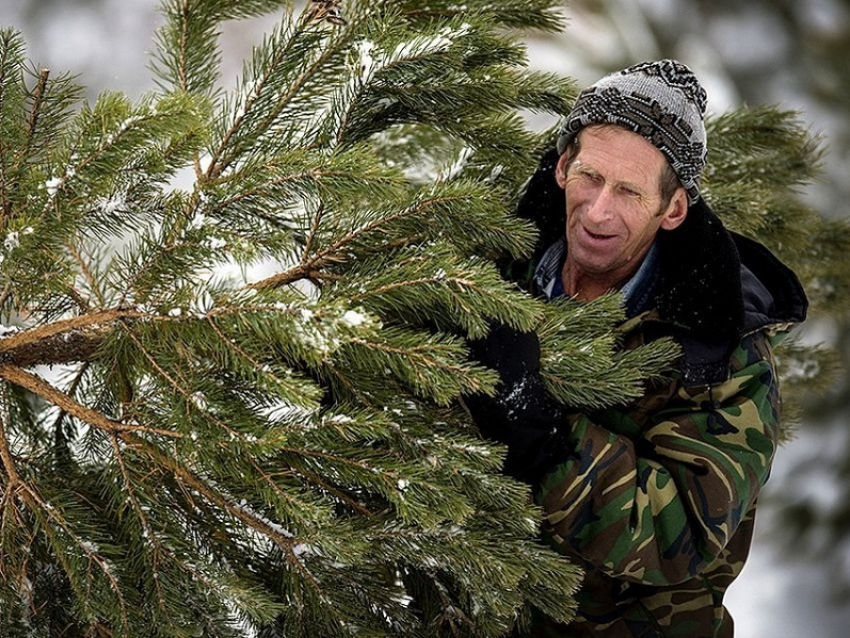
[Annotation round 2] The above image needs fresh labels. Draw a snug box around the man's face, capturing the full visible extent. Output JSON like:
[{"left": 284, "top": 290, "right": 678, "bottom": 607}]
[{"left": 555, "top": 125, "right": 687, "bottom": 294}]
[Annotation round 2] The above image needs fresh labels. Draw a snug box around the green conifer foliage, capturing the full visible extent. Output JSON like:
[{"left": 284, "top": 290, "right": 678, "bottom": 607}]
[
  {"left": 701, "top": 107, "right": 848, "bottom": 434},
  {"left": 0, "top": 1, "right": 594, "bottom": 635}
]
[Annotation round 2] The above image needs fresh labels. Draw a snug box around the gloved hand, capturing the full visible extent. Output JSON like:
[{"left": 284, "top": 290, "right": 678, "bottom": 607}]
[
  {"left": 465, "top": 323, "right": 567, "bottom": 484},
  {"left": 469, "top": 322, "right": 542, "bottom": 383}
]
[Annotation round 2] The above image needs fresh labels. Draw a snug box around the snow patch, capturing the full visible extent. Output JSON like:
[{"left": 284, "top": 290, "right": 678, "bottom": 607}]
[
  {"left": 97, "top": 193, "right": 127, "bottom": 215},
  {"left": 4, "top": 231, "right": 20, "bottom": 251},
  {"left": 203, "top": 236, "right": 227, "bottom": 250},
  {"left": 341, "top": 309, "right": 367, "bottom": 327},
  {"left": 0, "top": 325, "right": 21, "bottom": 338},
  {"left": 45, "top": 176, "right": 63, "bottom": 196}
]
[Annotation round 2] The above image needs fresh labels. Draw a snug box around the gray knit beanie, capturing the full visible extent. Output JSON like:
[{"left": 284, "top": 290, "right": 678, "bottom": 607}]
[{"left": 557, "top": 59, "right": 708, "bottom": 204}]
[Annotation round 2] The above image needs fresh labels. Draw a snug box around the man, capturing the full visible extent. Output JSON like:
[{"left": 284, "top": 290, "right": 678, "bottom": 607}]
[{"left": 464, "top": 60, "right": 808, "bottom": 637}]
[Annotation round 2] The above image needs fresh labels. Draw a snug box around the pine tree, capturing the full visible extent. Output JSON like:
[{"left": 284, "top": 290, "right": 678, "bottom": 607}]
[
  {"left": 0, "top": 1, "right": 842, "bottom": 637},
  {"left": 0, "top": 1, "right": 582, "bottom": 636}
]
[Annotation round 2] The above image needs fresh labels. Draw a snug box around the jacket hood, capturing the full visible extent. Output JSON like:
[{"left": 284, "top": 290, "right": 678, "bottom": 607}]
[
  {"left": 514, "top": 146, "right": 808, "bottom": 341},
  {"left": 734, "top": 231, "right": 808, "bottom": 332}
]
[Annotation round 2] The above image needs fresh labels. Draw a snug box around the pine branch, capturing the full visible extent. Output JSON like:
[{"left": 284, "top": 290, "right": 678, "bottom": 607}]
[
  {"left": 0, "top": 364, "right": 184, "bottom": 441},
  {"left": 0, "top": 394, "right": 22, "bottom": 486},
  {"left": 0, "top": 29, "right": 27, "bottom": 223},
  {"left": 0, "top": 394, "right": 131, "bottom": 633},
  {"left": 207, "top": 12, "right": 350, "bottom": 178},
  {"left": 0, "top": 309, "right": 138, "bottom": 367},
  {"left": 15, "top": 67, "right": 49, "bottom": 183}
]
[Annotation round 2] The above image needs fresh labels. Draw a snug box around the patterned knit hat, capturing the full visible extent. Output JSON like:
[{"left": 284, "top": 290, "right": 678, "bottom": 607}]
[{"left": 557, "top": 59, "right": 708, "bottom": 204}]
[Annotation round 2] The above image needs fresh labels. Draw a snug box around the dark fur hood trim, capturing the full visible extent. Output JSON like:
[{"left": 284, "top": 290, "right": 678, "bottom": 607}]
[{"left": 655, "top": 198, "right": 743, "bottom": 342}]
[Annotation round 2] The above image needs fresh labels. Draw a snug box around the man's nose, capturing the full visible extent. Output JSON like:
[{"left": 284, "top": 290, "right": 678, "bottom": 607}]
[{"left": 585, "top": 187, "right": 615, "bottom": 222}]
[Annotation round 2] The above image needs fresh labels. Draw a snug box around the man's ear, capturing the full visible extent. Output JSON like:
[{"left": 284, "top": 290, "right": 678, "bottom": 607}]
[
  {"left": 555, "top": 153, "right": 569, "bottom": 189},
  {"left": 660, "top": 188, "right": 689, "bottom": 230}
]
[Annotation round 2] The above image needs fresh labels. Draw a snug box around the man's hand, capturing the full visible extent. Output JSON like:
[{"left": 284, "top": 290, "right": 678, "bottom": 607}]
[
  {"left": 470, "top": 322, "right": 541, "bottom": 381},
  {"left": 465, "top": 323, "right": 567, "bottom": 484}
]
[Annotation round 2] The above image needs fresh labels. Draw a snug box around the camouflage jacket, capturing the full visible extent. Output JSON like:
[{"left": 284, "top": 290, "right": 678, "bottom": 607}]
[{"left": 500, "top": 150, "right": 809, "bottom": 637}]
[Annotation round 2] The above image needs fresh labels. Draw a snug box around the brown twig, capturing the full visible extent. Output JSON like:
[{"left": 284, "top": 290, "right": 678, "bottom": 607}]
[
  {"left": 0, "top": 308, "right": 141, "bottom": 367},
  {"left": 0, "top": 393, "right": 22, "bottom": 487},
  {"left": 0, "top": 364, "right": 184, "bottom": 440},
  {"left": 25, "top": 69, "right": 50, "bottom": 152}
]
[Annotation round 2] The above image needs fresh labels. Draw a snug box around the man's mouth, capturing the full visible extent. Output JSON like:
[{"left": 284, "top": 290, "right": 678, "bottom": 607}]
[{"left": 584, "top": 227, "right": 615, "bottom": 241}]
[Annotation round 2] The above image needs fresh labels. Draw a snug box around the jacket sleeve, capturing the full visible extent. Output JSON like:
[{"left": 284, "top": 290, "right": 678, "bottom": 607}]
[{"left": 536, "top": 331, "right": 781, "bottom": 586}]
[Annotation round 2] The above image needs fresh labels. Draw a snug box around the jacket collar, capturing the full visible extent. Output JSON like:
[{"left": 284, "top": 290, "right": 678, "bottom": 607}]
[{"left": 533, "top": 238, "right": 660, "bottom": 317}]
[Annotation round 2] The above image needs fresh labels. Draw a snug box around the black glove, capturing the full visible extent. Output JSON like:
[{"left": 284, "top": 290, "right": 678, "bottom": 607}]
[{"left": 465, "top": 323, "right": 567, "bottom": 484}]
